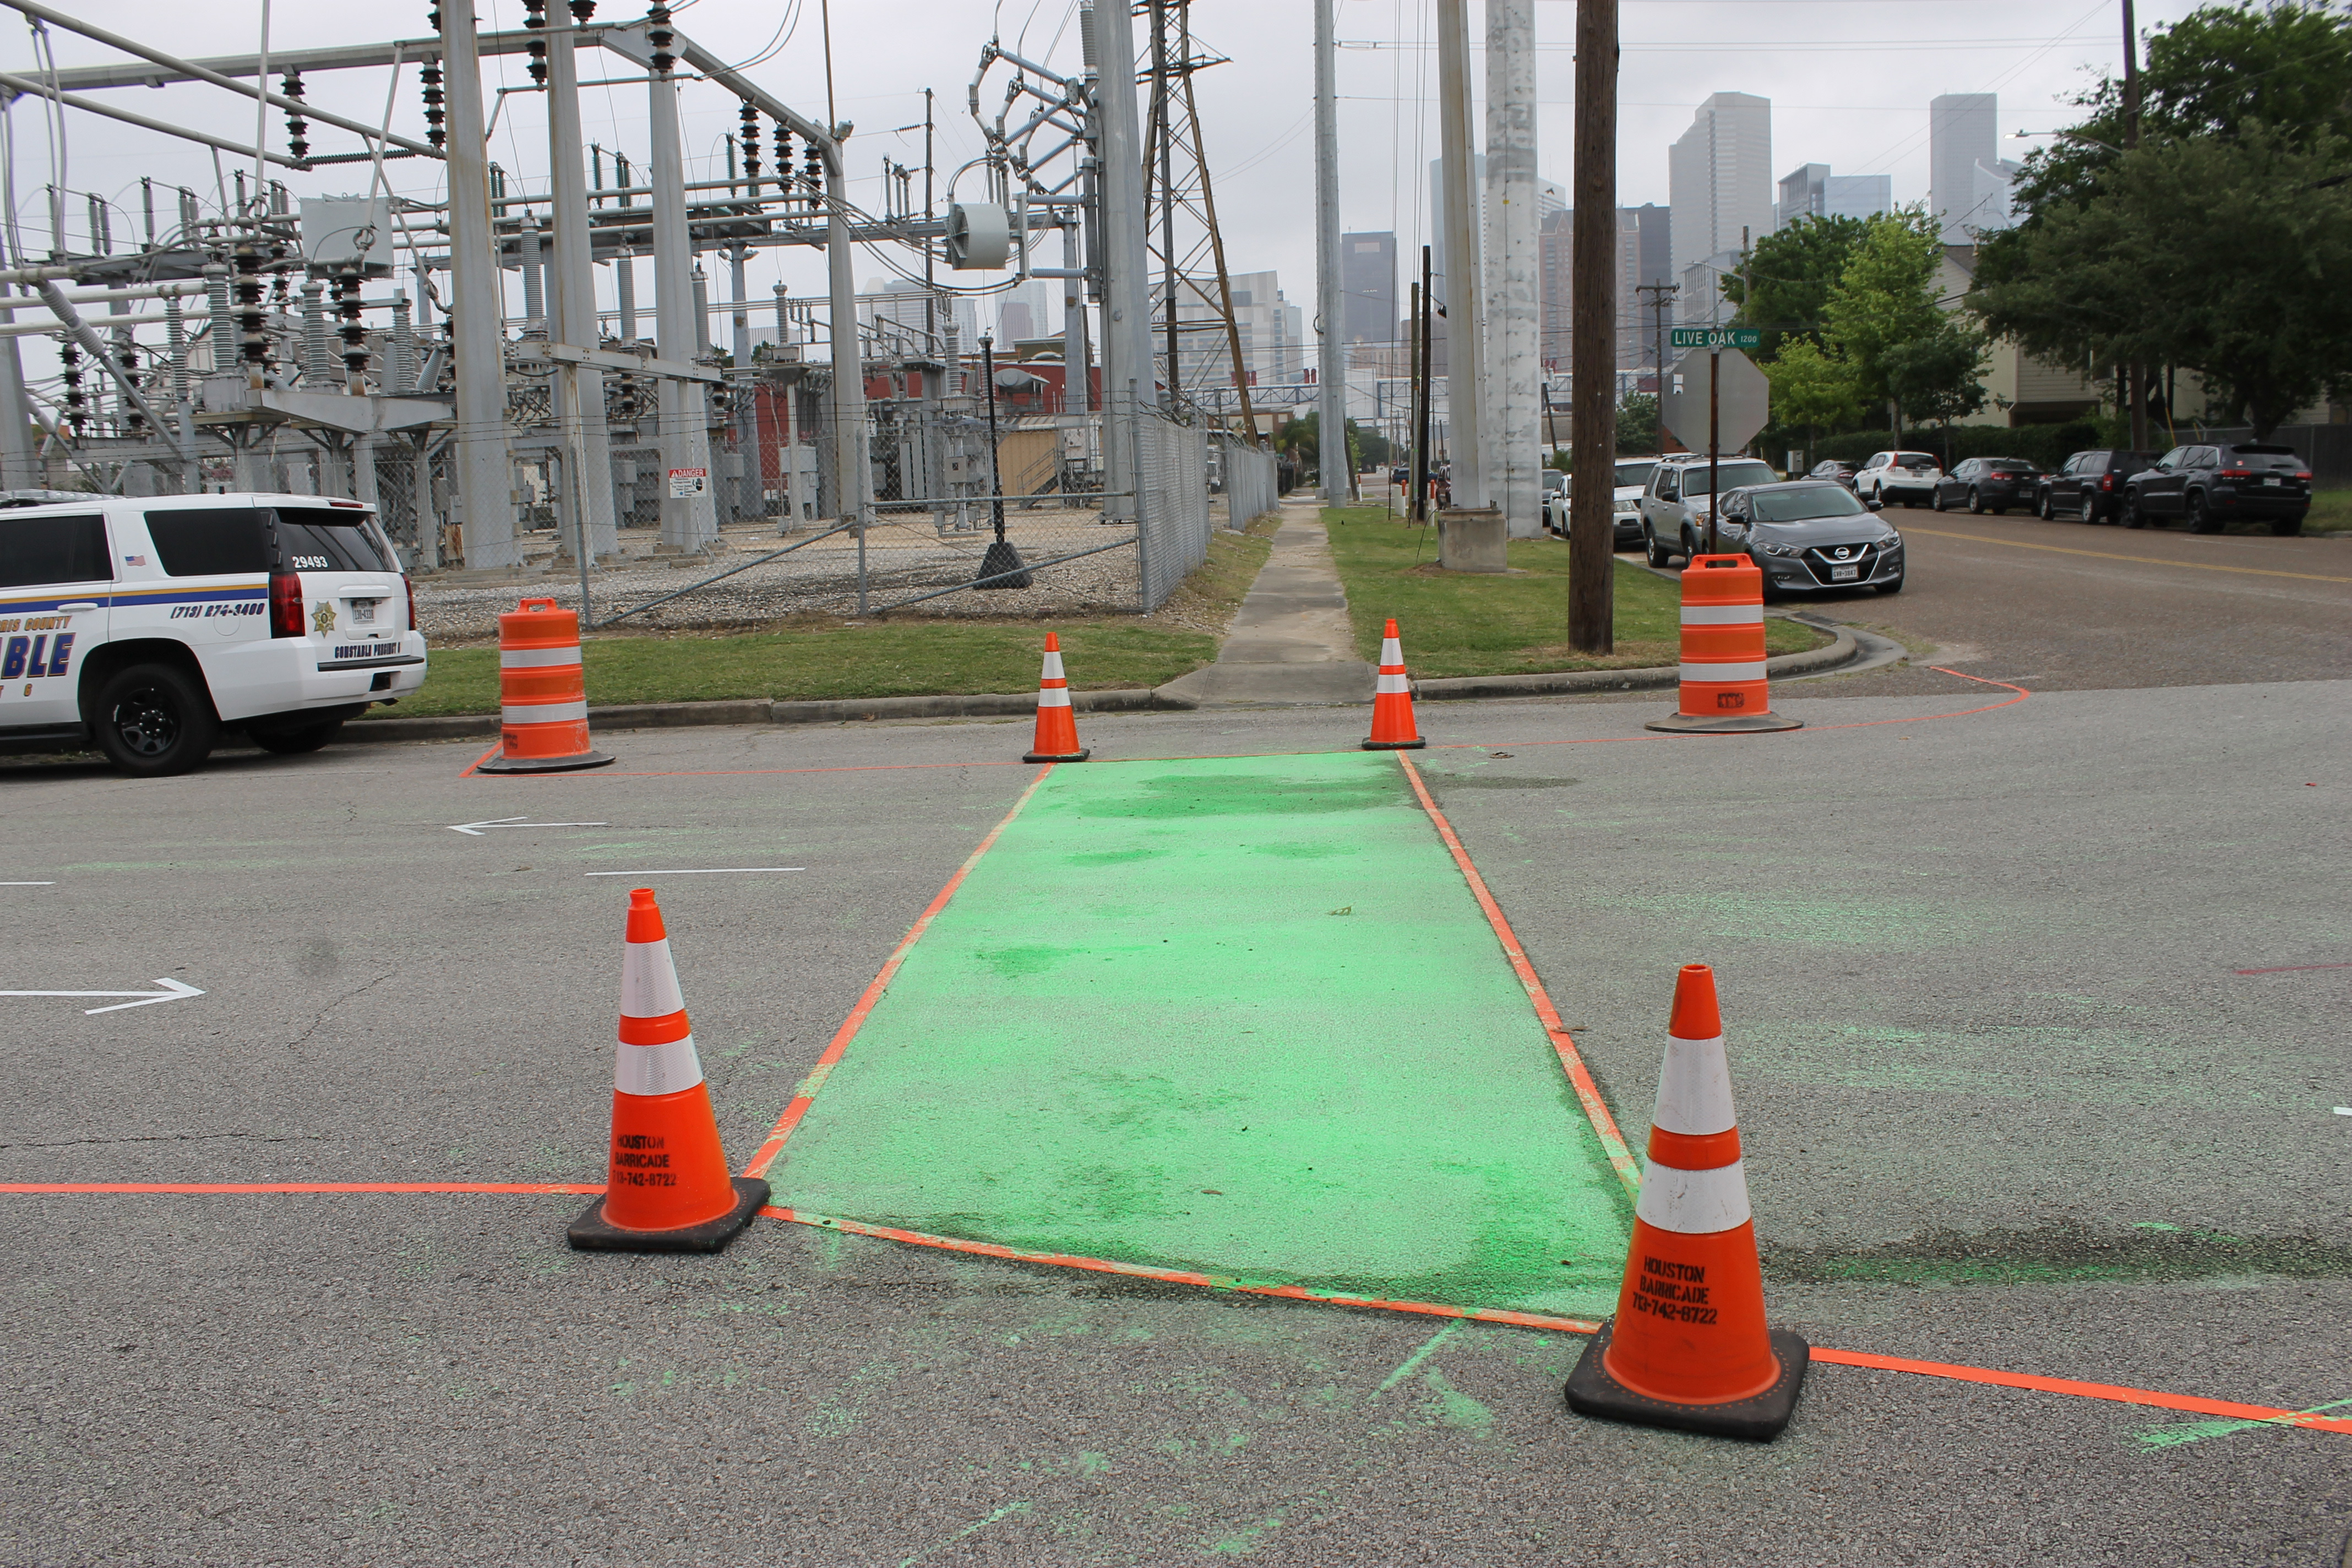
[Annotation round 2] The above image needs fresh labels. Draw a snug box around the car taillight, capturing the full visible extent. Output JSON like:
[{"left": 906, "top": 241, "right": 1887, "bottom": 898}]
[
  {"left": 2100, "top": 474, "right": 2114, "bottom": 491},
  {"left": 2218, "top": 467, "right": 2252, "bottom": 479},
  {"left": 403, "top": 575, "right": 416, "bottom": 631},
  {"left": 2294, "top": 470, "right": 2312, "bottom": 480},
  {"left": 269, "top": 571, "right": 305, "bottom": 638}
]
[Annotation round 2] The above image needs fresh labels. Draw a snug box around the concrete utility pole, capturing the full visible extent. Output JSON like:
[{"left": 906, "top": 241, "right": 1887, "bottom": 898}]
[
  {"left": 0, "top": 304, "right": 35, "bottom": 489},
  {"left": 1061, "top": 213, "right": 1090, "bottom": 412},
  {"left": 546, "top": 2, "right": 617, "bottom": 560},
  {"left": 440, "top": 2, "right": 518, "bottom": 567},
  {"left": 1088, "top": 0, "right": 1153, "bottom": 522},
  {"left": 1567, "top": 0, "right": 1619, "bottom": 650},
  {"left": 1434, "top": 0, "right": 1487, "bottom": 510},
  {"left": 1484, "top": 0, "right": 1539, "bottom": 537},
  {"left": 1313, "top": 0, "right": 1346, "bottom": 506},
  {"left": 649, "top": 61, "right": 719, "bottom": 551},
  {"left": 823, "top": 137, "right": 869, "bottom": 545}
]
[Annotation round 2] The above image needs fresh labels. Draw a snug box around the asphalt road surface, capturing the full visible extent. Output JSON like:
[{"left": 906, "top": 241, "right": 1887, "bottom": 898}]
[
  {"left": 1639, "top": 507, "right": 2352, "bottom": 698},
  {"left": 4, "top": 655, "right": 2348, "bottom": 1565}
]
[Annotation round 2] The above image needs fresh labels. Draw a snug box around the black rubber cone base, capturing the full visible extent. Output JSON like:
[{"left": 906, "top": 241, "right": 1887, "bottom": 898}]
[
  {"left": 477, "top": 748, "right": 617, "bottom": 774},
  {"left": 976, "top": 538, "right": 1033, "bottom": 589},
  {"left": 1565, "top": 1320, "right": 1811, "bottom": 1441},
  {"left": 567, "top": 1176, "right": 770, "bottom": 1254},
  {"left": 1024, "top": 747, "right": 1090, "bottom": 763},
  {"left": 1362, "top": 737, "right": 1428, "bottom": 750},
  {"left": 1644, "top": 710, "right": 1804, "bottom": 734}
]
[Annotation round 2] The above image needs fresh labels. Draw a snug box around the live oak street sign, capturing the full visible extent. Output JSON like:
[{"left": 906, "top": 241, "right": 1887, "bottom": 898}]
[
  {"left": 1668, "top": 326, "right": 1762, "bottom": 351},
  {"left": 1659, "top": 345, "right": 1771, "bottom": 456}
]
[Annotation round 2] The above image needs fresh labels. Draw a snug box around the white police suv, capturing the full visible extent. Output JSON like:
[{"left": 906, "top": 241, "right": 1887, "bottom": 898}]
[{"left": 0, "top": 492, "right": 426, "bottom": 775}]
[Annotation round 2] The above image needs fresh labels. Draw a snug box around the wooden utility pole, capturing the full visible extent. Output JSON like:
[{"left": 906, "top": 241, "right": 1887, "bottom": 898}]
[
  {"left": 2121, "top": 0, "right": 2148, "bottom": 454},
  {"left": 1566, "top": 0, "right": 1617, "bottom": 651}
]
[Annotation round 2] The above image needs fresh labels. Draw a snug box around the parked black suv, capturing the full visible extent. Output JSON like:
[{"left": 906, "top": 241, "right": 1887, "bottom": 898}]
[
  {"left": 2035, "top": 450, "right": 2159, "bottom": 524},
  {"left": 2120, "top": 443, "right": 2312, "bottom": 535},
  {"left": 1931, "top": 458, "right": 2041, "bottom": 514}
]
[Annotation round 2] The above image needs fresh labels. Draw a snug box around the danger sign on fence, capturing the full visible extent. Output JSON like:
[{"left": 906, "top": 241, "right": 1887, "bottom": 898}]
[{"left": 667, "top": 467, "right": 709, "bottom": 498}]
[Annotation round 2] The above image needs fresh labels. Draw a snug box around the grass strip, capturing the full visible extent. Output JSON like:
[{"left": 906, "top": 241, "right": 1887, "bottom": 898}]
[
  {"left": 1320, "top": 504, "right": 1832, "bottom": 679},
  {"left": 373, "top": 523, "right": 1275, "bottom": 718}
]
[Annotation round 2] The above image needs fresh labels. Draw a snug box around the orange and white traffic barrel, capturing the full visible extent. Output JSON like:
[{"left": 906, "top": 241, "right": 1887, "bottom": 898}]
[
  {"left": 568, "top": 888, "right": 768, "bottom": 1252},
  {"left": 477, "top": 596, "right": 616, "bottom": 772},
  {"left": 1645, "top": 555, "right": 1801, "bottom": 734},
  {"left": 1565, "top": 963, "right": 1810, "bottom": 1439}
]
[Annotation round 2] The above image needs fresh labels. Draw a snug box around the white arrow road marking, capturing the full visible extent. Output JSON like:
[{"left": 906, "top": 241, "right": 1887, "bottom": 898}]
[
  {"left": 583, "top": 868, "right": 805, "bottom": 877},
  {"left": 448, "top": 816, "right": 611, "bottom": 836},
  {"left": 0, "top": 978, "right": 206, "bottom": 1014}
]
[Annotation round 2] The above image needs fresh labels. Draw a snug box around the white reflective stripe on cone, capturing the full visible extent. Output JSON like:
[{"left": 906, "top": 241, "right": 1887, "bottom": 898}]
[
  {"left": 1379, "top": 638, "right": 1402, "bottom": 663},
  {"left": 499, "top": 644, "right": 584, "bottom": 668},
  {"left": 619, "top": 937, "right": 687, "bottom": 1018},
  {"left": 1635, "top": 1157, "right": 1753, "bottom": 1234},
  {"left": 613, "top": 1033, "right": 706, "bottom": 1097},
  {"left": 1679, "top": 603, "right": 1764, "bottom": 626},
  {"left": 503, "top": 699, "right": 590, "bottom": 725},
  {"left": 1042, "top": 651, "right": 1066, "bottom": 680},
  {"left": 1653, "top": 1033, "right": 1736, "bottom": 1135},
  {"left": 1036, "top": 685, "right": 1072, "bottom": 708},
  {"left": 1680, "top": 661, "right": 1767, "bottom": 684},
  {"left": 1375, "top": 672, "right": 1411, "bottom": 695}
]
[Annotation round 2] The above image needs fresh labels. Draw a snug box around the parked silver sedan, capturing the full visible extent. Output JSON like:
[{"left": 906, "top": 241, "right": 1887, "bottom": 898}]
[{"left": 1715, "top": 480, "right": 1906, "bottom": 598}]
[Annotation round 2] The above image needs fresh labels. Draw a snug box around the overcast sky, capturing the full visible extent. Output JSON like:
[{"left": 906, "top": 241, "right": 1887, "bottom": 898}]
[{"left": 11, "top": 0, "right": 2209, "bottom": 342}]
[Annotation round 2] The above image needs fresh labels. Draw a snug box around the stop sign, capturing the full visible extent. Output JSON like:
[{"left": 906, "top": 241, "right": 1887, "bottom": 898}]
[{"left": 1659, "top": 346, "right": 1770, "bottom": 455}]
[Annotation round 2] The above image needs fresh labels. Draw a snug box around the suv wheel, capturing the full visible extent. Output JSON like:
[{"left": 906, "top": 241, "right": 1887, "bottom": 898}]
[
  {"left": 2122, "top": 493, "right": 2147, "bottom": 529},
  {"left": 249, "top": 717, "right": 345, "bottom": 755},
  {"left": 2079, "top": 494, "right": 2098, "bottom": 524},
  {"left": 1643, "top": 529, "right": 1671, "bottom": 568},
  {"left": 2186, "top": 492, "right": 2220, "bottom": 534},
  {"left": 91, "top": 662, "right": 219, "bottom": 777}
]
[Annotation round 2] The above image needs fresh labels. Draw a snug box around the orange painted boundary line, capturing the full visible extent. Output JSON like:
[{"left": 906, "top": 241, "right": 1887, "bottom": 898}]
[
  {"left": 0, "top": 1182, "right": 603, "bottom": 1195},
  {"left": 1395, "top": 753, "right": 1645, "bottom": 1193},
  {"left": 753, "top": 1207, "right": 2352, "bottom": 1436},
  {"left": 737, "top": 763, "right": 1060, "bottom": 1178},
  {"left": 459, "top": 741, "right": 501, "bottom": 778},
  {"left": 1441, "top": 665, "right": 2031, "bottom": 752},
  {"left": 469, "top": 758, "right": 1031, "bottom": 781}
]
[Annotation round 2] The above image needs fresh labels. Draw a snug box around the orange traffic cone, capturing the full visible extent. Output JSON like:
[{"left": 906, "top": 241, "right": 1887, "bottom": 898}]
[
  {"left": 1023, "top": 632, "right": 1090, "bottom": 763},
  {"left": 567, "top": 889, "right": 768, "bottom": 1252},
  {"left": 1565, "top": 963, "right": 1810, "bottom": 1439},
  {"left": 1362, "top": 618, "right": 1426, "bottom": 750}
]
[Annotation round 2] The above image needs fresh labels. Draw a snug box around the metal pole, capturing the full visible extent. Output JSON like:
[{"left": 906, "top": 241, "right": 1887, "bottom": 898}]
[
  {"left": 1707, "top": 348, "right": 1720, "bottom": 554},
  {"left": 1412, "top": 251, "right": 1433, "bottom": 522},
  {"left": 1090, "top": 0, "right": 1152, "bottom": 524},
  {"left": 547, "top": 1, "right": 616, "bottom": 559},
  {"left": 1568, "top": 0, "right": 1619, "bottom": 650},
  {"left": 649, "top": 63, "right": 718, "bottom": 551},
  {"left": 440, "top": 2, "right": 518, "bottom": 567},
  {"left": 0, "top": 303, "right": 32, "bottom": 490},
  {"left": 823, "top": 134, "right": 869, "bottom": 575},
  {"left": 1151, "top": 0, "right": 1177, "bottom": 409},
  {"left": 1434, "top": 0, "right": 1487, "bottom": 510},
  {"left": 1486, "top": 0, "right": 1539, "bottom": 537},
  {"left": 1313, "top": 0, "right": 1347, "bottom": 507}
]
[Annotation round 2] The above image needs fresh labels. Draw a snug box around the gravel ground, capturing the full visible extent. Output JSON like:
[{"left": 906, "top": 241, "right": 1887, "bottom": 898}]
[{"left": 415, "top": 509, "right": 1141, "bottom": 643}]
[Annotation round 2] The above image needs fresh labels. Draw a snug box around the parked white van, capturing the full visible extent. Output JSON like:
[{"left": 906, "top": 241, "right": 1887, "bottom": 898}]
[{"left": 0, "top": 492, "right": 426, "bottom": 775}]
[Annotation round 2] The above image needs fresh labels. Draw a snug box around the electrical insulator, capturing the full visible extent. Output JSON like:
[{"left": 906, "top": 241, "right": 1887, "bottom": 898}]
[
  {"left": 233, "top": 243, "right": 270, "bottom": 367},
  {"left": 121, "top": 346, "right": 145, "bottom": 429},
  {"left": 334, "top": 263, "right": 369, "bottom": 380},
  {"left": 569, "top": 0, "right": 595, "bottom": 20},
  {"left": 61, "top": 341, "right": 85, "bottom": 436},
  {"left": 421, "top": 63, "right": 446, "bottom": 151},
  {"left": 522, "top": 0, "right": 548, "bottom": 87},
  {"left": 647, "top": 4, "right": 674, "bottom": 75},
  {"left": 427, "top": 3, "right": 442, "bottom": 31},
  {"left": 282, "top": 70, "right": 308, "bottom": 164},
  {"left": 773, "top": 123, "right": 792, "bottom": 208},
  {"left": 741, "top": 105, "right": 761, "bottom": 188},
  {"left": 803, "top": 143, "right": 824, "bottom": 211}
]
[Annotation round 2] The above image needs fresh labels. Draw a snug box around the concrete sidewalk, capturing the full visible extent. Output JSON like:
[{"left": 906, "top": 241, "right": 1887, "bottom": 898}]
[{"left": 1155, "top": 498, "right": 1374, "bottom": 706}]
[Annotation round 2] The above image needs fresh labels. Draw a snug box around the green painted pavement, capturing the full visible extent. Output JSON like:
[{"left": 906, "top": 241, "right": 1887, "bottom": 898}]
[{"left": 772, "top": 751, "right": 1633, "bottom": 1316}]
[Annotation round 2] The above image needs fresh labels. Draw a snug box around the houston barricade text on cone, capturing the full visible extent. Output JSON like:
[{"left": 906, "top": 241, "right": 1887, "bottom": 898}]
[
  {"left": 1565, "top": 963, "right": 1810, "bottom": 1439},
  {"left": 1023, "top": 632, "right": 1090, "bottom": 763},
  {"left": 1363, "top": 618, "right": 1426, "bottom": 750},
  {"left": 1646, "top": 557, "right": 1801, "bottom": 735},
  {"left": 568, "top": 888, "right": 768, "bottom": 1252},
  {"left": 477, "top": 597, "right": 617, "bottom": 772}
]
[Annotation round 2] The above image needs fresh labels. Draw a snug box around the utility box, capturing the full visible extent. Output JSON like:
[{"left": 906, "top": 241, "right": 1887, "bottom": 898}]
[{"left": 300, "top": 197, "right": 395, "bottom": 277}]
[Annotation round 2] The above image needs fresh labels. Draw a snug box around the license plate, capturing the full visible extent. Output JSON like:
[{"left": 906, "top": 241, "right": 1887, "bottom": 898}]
[
  {"left": 1830, "top": 565, "right": 1859, "bottom": 581},
  {"left": 2263, "top": 477, "right": 2279, "bottom": 486},
  {"left": 349, "top": 600, "right": 378, "bottom": 625}
]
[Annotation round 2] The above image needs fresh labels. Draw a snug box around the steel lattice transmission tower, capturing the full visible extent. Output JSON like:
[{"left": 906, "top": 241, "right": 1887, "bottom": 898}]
[{"left": 1139, "top": 0, "right": 1261, "bottom": 443}]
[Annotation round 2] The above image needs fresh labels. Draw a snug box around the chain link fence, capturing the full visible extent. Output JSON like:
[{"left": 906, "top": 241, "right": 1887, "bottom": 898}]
[{"left": 1214, "top": 435, "right": 1280, "bottom": 530}]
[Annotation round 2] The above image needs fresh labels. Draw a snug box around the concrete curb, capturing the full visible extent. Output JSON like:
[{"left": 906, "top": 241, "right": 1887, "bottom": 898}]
[
  {"left": 345, "top": 686, "right": 1185, "bottom": 743},
  {"left": 1410, "top": 622, "right": 1857, "bottom": 703},
  {"left": 344, "top": 622, "right": 1859, "bottom": 742}
]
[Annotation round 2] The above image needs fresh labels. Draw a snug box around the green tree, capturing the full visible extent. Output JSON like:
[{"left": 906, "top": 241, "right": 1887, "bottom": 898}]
[
  {"left": 1763, "top": 338, "right": 1863, "bottom": 461},
  {"left": 1974, "top": 125, "right": 2352, "bottom": 437},
  {"left": 1614, "top": 392, "right": 1658, "bottom": 455},
  {"left": 1819, "top": 208, "right": 1986, "bottom": 435},
  {"left": 1719, "top": 213, "right": 1871, "bottom": 360}
]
